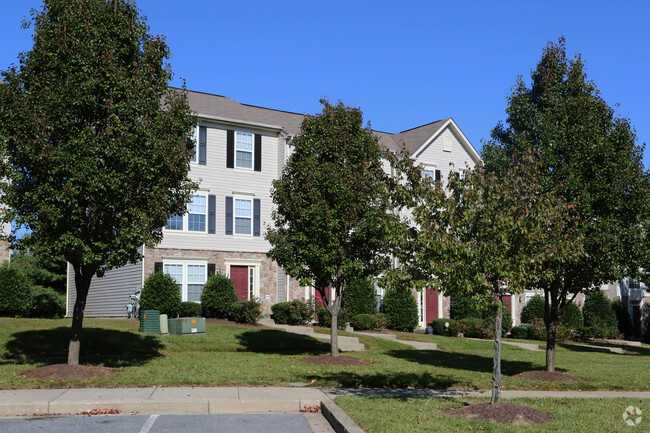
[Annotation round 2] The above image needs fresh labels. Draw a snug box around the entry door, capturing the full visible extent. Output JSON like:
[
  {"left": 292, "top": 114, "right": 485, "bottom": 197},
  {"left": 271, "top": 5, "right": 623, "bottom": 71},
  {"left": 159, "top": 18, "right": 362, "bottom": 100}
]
[
  {"left": 230, "top": 266, "right": 249, "bottom": 301},
  {"left": 633, "top": 306, "right": 642, "bottom": 337},
  {"left": 426, "top": 288, "right": 438, "bottom": 324}
]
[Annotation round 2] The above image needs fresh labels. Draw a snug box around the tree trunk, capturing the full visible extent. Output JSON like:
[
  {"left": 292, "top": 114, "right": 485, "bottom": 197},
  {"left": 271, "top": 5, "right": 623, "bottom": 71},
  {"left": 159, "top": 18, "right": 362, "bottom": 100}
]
[
  {"left": 328, "top": 290, "right": 342, "bottom": 357},
  {"left": 544, "top": 287, "right": 559, "bottom": 372},
  {"left": 68, "top": 264, "right": 94, "bottom": 366},
  {"left": 491, "top": 293, "right": 503, "bottom": 404}
]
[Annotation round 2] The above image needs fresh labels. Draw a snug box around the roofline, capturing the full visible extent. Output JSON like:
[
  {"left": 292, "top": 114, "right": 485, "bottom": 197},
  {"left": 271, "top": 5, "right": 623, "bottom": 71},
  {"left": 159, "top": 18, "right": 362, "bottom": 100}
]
[
  {"left": 397, "top": 118, "right": 449, "bottom": 135},
  {"left": 197, "top": 113, "right": 284, "bottom": 133},
  {"left": 412, "top": 118, "right": 481, "bottom": 163}
]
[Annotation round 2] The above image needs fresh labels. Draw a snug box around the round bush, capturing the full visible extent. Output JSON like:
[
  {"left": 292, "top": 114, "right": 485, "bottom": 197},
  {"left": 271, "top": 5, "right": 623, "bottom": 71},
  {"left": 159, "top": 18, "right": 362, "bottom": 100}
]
[
  {"left": 383, "top": 287, "right": 418, "bottom": 332},
  {"left": 316, "top": 307, "right": 349, "bottom": 329},
  {"left": 29, "top": 286, "right": 65, "bottom": 318},
  {"left": 180, "top": 301, "right": 202, "bottom": 317},
  {"left": 583, "top": 290, "right": 618, "bottom": 334},
  {"left": 610, "top": 299, "right": 632, "bottom": 338},
  {"left": 521, "top": 294, "right": 545, "bottom": 323},
  {"left": 559, "top": 302, "right": 583, "bottom": 329},
  {"left": 342, "top": 277, "right": 377, "bottom": 317},
  {"left": 430, "top": 318, "right": 461, "bottom": 336},
  {"left": 450, "top": 293, "right": 484, "bottom": 320},
  {"left": 140, "top": 272, "right": 182, "bottom": 317},
  {"left": 510, "top": 324, "right": 531, "bottom": 340},
  {"left": 458, "top": 317, "right": 492, "bottom": 339},
  {"left": 350, "top": 313, "right": 381, "bottom": 331},
  {"left": 271, "top": 300, "right": 314, "bottom": 325},
  {"left": 230, "top": 298, "right": 261, "bottom": 324},
  {"left": 201, "top": 272, "right": 237, "bottom": 319},
  {"left": 0, "top": 262, "right": 32, "bottom": 317}
]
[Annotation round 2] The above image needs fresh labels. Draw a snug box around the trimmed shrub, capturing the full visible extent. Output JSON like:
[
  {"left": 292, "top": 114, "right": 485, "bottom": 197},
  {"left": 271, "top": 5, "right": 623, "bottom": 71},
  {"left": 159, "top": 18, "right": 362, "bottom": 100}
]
[
  {"left": 559, "top": 302, "right": 583, "bottom": 330},
  {"left": 316, "top": 307, "right": 349, "bottom": 329},
  {"left": 383, "top": 287, "right": 418, "bottom": 332},
  {"left": 510, "top": 324, "right": 531, "bottom": 340},
  {"left": 458, "top": 317, "right": 492, "bottom": 339},
  {"left": 0, "top": 262, "right": 31, "bottom": 317},
  {"left": 271, "top": 300, "right": 314, "bottom": 325},
  {"left": 430, "top": 318, "right": 462, "bottom": 337},
  {"left": 180, "top": 301, "right": 202, "bottom": 317},
  {"left": 139, "top": 272, "right": 182, "bottom": 317},
  {"left": 610, "top": 299, "right": 632, "bottom": 339},
  {"left": 28, "top": 286, "right": 65, "bottom": 318},
  {"left": 350, "top": 313, "right": 381, "bottom": 331},
  {"left": 450, "top": 293, "right": 484, "bottom": 320},
  {"left": 230, "top": 298, "right": 261, "bottom": 324},
  {"left": 342, "top": 277, "right": 377, "bottom": 317},
  {"left": 376, "top": 313, "right": 389, "bottom": 329},
  {"left": 528, "top": 318, "right": 547, "bottom": 341},
  {"left": 521, "top": 294, "right": 545, "bottom": 323},
  {"left": 582, "top": 290, "right": 618, "bottom": 338},
  {"left": 201, "top": 272, "right": 237, "bottom": 319}
]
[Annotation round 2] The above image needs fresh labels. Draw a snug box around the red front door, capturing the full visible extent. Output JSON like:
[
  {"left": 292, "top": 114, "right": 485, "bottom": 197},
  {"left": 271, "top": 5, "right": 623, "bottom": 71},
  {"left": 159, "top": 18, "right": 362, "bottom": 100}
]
[
  {"left": 426, "top": 288, "right": 438, "bottom": 324},
  {"left": 230, "top": 266, "right": 249, "bottom": 301}
]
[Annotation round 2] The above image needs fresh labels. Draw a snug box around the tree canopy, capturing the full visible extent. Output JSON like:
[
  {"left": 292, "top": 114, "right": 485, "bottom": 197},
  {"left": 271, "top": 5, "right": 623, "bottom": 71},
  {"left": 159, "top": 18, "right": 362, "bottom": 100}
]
[
  {"left": 0, "top": 0, "right": 197, "bottom": 364},
  {"left": 266, "top": 100, "right": 410, "bottom": 356},
  {"left": 482, "top": 37, "right": 650, "bottom": 371}
]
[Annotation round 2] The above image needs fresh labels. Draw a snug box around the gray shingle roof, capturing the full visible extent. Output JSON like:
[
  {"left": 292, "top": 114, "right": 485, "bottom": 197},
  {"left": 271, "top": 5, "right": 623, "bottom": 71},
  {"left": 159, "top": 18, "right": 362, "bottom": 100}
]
[{"left": 185, "top": 89, "right": 462, "bottom": 155}]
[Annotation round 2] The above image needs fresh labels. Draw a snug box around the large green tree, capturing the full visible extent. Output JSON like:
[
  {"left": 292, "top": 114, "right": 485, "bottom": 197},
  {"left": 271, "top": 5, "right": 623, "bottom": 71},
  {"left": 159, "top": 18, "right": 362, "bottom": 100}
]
[
  {"left": 0, "top": 0, "right": 197, "bottom": 365},
  {"left": 266, "top": 100, "right": 409, "bottom": 356},
  {"left": 390, "top": 155, "right": 579, "bottom": 404},
  {"left": 482, "top": 38, "right": 650, "bottom": 371}
]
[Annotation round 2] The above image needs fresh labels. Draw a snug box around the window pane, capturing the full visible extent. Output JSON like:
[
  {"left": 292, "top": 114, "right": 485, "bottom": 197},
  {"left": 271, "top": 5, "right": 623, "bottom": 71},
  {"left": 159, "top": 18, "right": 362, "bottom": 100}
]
[
  {"left": 187, "top": 284, "right": 203, "bottom": 302},
  {"left": 164, "top": 264, "right": 183, "bottom": 287},
  {"left": 188, "top": 195, "right": 206, "bottom": 232},
  {"left": 235, "top": 132, "right": 253, "bottom": 169},
  {"left": 235, "top": 199, "right": 251, "bottom": 217},
  {"left": 188, "top": 214, "right": 206, "bottom": 232},
  {"left": 188, "top": 195, "right": 206, "bottom": 214},
  {"left": 187, "top": 264, "right": 206, "bottom": 284},
  {"left": 236, "top": 132, "right": 253, "bottom": 151},
  {"left": 190, "top": 126, "right": 198, "bottom": 162},
  {"left": 422, "top": 169, "right": 435, "bottom": 179},
  {"left": 235, "top": 217, "right": 251, "bottom": 235},
  {"left": 236, "top": 150, "right": 252, "bottom": 168},
  {"left": 165, "top": 214, "right": 183, "bottom": 230}
]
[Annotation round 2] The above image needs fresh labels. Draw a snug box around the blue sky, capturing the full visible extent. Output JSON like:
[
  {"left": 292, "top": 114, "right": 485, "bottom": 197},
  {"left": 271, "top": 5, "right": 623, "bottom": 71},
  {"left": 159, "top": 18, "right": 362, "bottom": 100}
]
[{"left": 1, "top": 0, "right": 649, "bottom": 168}]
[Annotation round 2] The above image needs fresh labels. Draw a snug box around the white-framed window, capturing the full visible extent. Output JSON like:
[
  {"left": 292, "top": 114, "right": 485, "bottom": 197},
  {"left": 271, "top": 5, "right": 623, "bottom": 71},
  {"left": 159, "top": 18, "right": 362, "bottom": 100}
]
[
  {"left": 164, "top": 194, "right": 208, "bottom": 233},
  {"left": 163, "top": 262, "right": 207, "bottom": 302},
  {"left": 422, "top": 165, "right": 436, "bottom": 180},
  {"left": 234, "top": 197, "right": 253, "bottom": 235},
  {"left": 190, "top": 126, "right": 198, "bottom": 163},
  {"left": 235, "top": 131, "right": 254, "bottom": 169},
  {"left": 629, "top": 278, "right": 641, "bottom": 290}
]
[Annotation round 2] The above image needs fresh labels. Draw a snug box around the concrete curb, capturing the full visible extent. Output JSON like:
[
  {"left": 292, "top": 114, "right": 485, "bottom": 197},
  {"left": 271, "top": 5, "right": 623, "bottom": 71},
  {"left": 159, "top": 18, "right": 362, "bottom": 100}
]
[{"left": 321, "top": 399, "right": 365, "bottom": 433}]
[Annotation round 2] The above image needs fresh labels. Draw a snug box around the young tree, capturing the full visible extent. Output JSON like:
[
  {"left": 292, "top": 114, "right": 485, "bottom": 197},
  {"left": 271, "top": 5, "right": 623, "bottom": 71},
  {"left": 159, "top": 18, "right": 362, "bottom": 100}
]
[
  {"left": 391, "top": 156, "right": 579, "bottom": 404},
  {"left": 267, "top": 100, "right": 407, "bottom": 356},
  {"left": 482, "top": 38, "right": 650, "bottom": 371},
  {"left": 0, "top": 0, "right": 197, "bottom": 365}
]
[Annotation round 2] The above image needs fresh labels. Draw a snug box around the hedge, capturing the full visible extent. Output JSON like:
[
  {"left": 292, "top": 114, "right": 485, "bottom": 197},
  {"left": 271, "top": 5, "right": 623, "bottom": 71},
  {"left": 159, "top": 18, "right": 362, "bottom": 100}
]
[
  {"left": 180, "top": 301, "right": 202, "bottom": 317},
  {"left": 316, "top": 307, "right": 350, "bottom": 329},
  {"left": 342, "top": 277, "right": 377, "bottom": 317},
  {"left": 230, "top": 298, "right": 261, "bottom": 324},
  {"left": 271, "top": 300, "right": 314, "bottom": 325},
  {"left": 383, "top": 286, "right": 418, "bottom": 332},
  {"left": 139, "top": 272, "right": 181, "bottom": 317},
  {"left": 201, "top": 272, "right": 237, "bottom": 319},
  {"left": 0, "top": 263, "right": 31, "bottom": 317}
]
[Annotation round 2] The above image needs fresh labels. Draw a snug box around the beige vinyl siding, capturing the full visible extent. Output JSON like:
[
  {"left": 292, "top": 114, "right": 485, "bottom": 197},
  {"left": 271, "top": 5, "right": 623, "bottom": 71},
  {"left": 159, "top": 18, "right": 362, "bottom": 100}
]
[
  {"left": 415, "top": 127, "right": 477, "bottom": 183},
  {"left": 66, "top": 257, "right": 143, "bottom": 317},
  {"left": 158, "top": 124, "right": 277, "bottom": 253}
]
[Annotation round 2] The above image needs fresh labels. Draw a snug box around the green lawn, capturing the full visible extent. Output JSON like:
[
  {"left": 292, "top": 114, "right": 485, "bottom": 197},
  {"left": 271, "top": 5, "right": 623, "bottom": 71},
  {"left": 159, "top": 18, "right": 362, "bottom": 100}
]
[
  {"left": 0, "top": 318, "right": 647, "bottom": 390},
  {"left": 335, "top": 395, "right": 647, "bottom": 433}
]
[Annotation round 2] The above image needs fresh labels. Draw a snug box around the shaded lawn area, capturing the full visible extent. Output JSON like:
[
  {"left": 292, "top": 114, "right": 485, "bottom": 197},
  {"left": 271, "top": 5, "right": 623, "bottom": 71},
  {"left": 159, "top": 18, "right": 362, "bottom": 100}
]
[
  {"left": 335, "top": 395, "right": 647, "bottom": 433},
  {"left": 0, "top": 318, "right": 647, "bottom": 390}
]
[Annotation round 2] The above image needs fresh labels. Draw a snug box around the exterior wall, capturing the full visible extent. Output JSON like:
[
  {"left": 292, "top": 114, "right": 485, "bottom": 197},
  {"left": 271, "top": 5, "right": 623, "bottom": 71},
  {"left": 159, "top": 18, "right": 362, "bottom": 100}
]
[
  {"left": 66, "top": 259, "right": 143, "bottom": 317},
  {"left": 414, "top": 127, "right": 477, "bottom": 183},
  {"left": 0, "top": 240, "right": 10, "bottom": 264}
]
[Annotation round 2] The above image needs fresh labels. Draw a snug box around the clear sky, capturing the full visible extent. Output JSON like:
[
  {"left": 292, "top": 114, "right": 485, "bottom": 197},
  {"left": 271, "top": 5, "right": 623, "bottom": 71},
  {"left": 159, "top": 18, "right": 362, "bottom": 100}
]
[{"left": 1, "top": 0, "right": 649, "bottom": 168}]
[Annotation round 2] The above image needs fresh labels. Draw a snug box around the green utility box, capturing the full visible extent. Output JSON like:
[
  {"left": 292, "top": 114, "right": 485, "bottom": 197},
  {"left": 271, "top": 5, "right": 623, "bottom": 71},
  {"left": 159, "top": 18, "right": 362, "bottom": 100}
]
[
  {"left": 168, "top": 317, "right": 206, "bottom": 335},
  {"left": 139, "top": 310, "right": 160, "bottom": 334}
]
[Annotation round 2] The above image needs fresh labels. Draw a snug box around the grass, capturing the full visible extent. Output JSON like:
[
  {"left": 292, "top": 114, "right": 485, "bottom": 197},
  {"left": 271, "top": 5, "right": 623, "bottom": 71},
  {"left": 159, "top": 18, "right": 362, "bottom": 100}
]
[
  {"left": 0, "top": 318, "right": 648, "bottom": 390},
  {"left": 335, "top": 395, "right": 648, "bottom": 432}
]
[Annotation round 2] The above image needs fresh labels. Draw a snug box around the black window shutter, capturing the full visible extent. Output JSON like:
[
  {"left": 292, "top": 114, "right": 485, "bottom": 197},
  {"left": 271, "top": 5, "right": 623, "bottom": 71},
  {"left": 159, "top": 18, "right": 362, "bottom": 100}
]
[
  {"left": 154, "top": 262, "right": 163, "bottom": 274},
  {"left": 226, "top": 130, "right": 234, "bottom": 168},
  {"left": 253, "top": 199, "right": 261, "bottom": 236},
  {"left": 435, "top": 169, "right": 441, "bottom": 182},
  {"left": 207, "top": 263, "right": 216, "bottom": 278},
  {"left": 254, "top": 134, "right": 262, "bottom": 172},
  {"left": 199, "top": 126, "right": 207, "bottom": 165},
  {"left": 208, "top": 194, "right": 216, "bottom": 234},
  {"left": 225, "top": 196, "right": 233, "bottom": 235}
]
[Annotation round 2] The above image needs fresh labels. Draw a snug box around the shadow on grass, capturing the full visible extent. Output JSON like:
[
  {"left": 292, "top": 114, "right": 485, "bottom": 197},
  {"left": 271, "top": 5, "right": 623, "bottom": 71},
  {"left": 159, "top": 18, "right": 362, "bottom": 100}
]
[
  {"left": 302, "top": 370, "right": 461, "bottom": 389},
  {"left": 559, "top": 341, "right": 650, "bottom": 356},
  {"left": 236, "top": 329, "right": 330, "bottom": 355},
  {"left": 1, "top": 327, "right": 164, "bottom": 367},
  {"left": 384, "top": 349, "right": 549, "bottom": 376}
]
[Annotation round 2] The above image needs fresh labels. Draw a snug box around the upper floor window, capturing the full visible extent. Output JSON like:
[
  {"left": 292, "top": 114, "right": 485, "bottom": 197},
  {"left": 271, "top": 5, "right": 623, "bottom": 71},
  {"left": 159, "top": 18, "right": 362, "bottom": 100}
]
[
  {"left": 236, "top": 132, "right": 254, "bottom": 169},
  {"left": 234, "top": 197, "right": 253, "bottom": 235},
  {"left": 165, "top": 194, "right": 208, "bottom": 233},
  {"left": 422, "top": 165, "right": 441, "bottom": 182},
  {"left": 629, "top": 278, "right": 641, "bottom": 290},
  {"left": 190, "top": 126, "right": 198, "bottom": 163}
]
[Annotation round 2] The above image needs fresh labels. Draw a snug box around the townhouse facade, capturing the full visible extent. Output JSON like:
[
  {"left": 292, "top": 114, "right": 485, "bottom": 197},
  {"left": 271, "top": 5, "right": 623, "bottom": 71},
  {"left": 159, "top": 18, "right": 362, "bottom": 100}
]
[{"left": 66, "top": 89, "right": 486, "bottom": 328}]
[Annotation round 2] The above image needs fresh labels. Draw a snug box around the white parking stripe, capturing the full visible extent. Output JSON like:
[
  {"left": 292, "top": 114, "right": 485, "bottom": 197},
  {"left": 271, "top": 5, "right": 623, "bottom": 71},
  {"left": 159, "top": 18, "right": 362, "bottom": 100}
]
[{"left": 139, "top": 414, "right": 159, "bottom": 433}]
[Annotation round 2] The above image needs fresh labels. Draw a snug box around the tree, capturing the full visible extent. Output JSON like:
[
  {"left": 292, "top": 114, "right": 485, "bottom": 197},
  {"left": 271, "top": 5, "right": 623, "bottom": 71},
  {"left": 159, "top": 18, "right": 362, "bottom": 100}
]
[
  {"left": 482, "top": 38, "right": 650, "bottom": 371},
  {"left": 0, "top": 0, "right": 197, "bottom": 365},
  {"left": 266, "top": 100, "right": 407, "bottom": 356},
  {"left": 391, "top": 156, "right": 579, "bottom": 404},
  {"left": 11, "top": 236, "right": 66, "bottom": 293}
]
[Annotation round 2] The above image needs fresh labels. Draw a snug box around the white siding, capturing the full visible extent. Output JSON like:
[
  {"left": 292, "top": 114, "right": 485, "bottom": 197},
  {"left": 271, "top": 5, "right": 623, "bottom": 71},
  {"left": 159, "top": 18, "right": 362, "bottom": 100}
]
[{"left": 415, "top": 127, "right": 477, "bottom": 184}]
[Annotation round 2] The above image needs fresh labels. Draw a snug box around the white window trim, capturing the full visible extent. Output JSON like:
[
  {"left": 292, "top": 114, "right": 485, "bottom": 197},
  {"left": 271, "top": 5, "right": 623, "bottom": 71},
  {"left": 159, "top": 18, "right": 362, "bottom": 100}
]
[
  {"left": 190, "top": 125, "right": 199, "bottom": 164},
  {"left": 225, "top": 259, "right": 261, "bottom": 300},
  {"left": 164, "top": 193, "right": 208, "bottom": 233},
  {"left": 233, "top": 196, "right": 253, "bottom": 237},
  {"left": 235, "top": 131, "right": 254, "bottom": 170},
  {"left": 163, "top": 260, "right": 207, "bottom": 303},
  {"left": 421, "top": 164, "right": 437, "bottom": 180}
]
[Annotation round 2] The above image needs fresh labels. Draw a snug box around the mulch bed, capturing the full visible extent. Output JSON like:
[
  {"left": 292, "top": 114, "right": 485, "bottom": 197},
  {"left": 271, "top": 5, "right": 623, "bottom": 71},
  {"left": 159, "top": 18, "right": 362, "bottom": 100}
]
[
  {"left": 513, "top": 370, "right": 586, "bottom": 382},
  {"left": 301, "top": 355, "right": 373, "bottom": 366},
  {"left": 442, "top": 403, "right": 552, "bottom": 425},
  {"left": 18, "top": 364, "right": 119, "bottom": 380}
]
